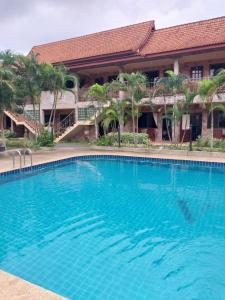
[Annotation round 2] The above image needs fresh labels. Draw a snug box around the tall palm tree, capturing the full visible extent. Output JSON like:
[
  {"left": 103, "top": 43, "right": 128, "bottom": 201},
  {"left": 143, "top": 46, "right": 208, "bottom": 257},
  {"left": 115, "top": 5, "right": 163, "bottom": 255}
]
[
  {"left": 118, "top": 72, "right": 147, "bottom": 142},
  {"left": 86, "top": 83, "right": 110, "bottom": 139},
  {"left": 101, "top": 100, "right": 128, "bottom": 147},
  {"left": 156, "top": 71, "right": 188, "bottom": 144},
  {"left": 42, "top": 64, "right": 77, "bottom": 137},
  {"left": 0, "top": 65, "right": 14, "bottom": 140},
  {"left": 198, "top": 69, "right": 225, "bottom": 149},
  {"left": 14, "top": 52, "right": 44, "bottom": 135}
]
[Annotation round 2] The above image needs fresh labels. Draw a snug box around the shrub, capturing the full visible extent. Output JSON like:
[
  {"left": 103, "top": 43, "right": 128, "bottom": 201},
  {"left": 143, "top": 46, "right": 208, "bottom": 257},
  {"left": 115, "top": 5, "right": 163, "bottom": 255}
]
[
  {"left": 195, "top": 135, "right": 225, "bottom": 149},
  {"left": 4, "top": 130, "right": 16, "bottom": 138},
  {"left": 36, "top": 130, "right": 54, "bottom": 147},
  {"left": 96, "top": 132, "right": 149, "bottom": 146},
  {"left": 6, "top": 138, "right": 29, "bottom": 148}
]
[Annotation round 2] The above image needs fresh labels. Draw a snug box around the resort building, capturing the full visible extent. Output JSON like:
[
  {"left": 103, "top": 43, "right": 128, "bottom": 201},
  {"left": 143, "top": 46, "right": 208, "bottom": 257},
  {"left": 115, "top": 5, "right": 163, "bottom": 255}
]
[{"left": 4, "top": 16, "right": 225, "bottom": 142}]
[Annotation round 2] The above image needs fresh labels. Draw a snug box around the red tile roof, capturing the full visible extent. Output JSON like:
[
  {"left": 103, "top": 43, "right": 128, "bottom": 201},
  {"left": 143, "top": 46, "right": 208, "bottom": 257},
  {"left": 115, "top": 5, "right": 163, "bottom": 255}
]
[
  {"left": 31, "top": 16, "right": 225, "bottom": 65},
  {"left": 141, "top": 16, "right": 225, "bottom": 56},
  {"left": 32, "top": 21, "right": 154, "bottom": 64}
]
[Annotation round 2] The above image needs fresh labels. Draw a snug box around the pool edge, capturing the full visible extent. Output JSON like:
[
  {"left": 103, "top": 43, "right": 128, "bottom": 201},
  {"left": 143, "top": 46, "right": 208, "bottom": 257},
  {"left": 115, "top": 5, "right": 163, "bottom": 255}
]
[
  {"left": 1, "top": 153, "right": 225, "bottom": 180},
  {"left": 0, "top": 269, "right": 67, "bottom": 300}
]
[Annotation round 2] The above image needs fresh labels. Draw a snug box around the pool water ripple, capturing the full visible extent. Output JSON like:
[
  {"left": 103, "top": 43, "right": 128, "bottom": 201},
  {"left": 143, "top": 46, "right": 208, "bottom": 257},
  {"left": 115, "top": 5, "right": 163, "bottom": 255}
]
[{"left": 0, "top": 159, "right": 225, "bottom": 299}]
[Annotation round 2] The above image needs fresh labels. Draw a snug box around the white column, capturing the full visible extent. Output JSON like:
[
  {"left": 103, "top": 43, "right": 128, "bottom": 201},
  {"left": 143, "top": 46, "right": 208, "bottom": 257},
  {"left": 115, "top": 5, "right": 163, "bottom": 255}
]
[
  {"left": 173, "top": 59, "right": 179, "bottom": 75},
  {"left": 118, "top": 66, "right": 125, "bottom": 99},
  {"left": 118, "top": 66, "right": 125, "bottom": 132}
]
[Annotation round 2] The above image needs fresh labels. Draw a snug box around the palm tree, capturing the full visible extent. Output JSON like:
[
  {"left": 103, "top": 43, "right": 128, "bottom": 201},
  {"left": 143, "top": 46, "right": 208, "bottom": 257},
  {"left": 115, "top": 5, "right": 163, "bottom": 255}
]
[
  {"left": 0, "top": 65, "right": 14, "bottom": 140},
  {"left": 101, "top": 100, "right": 128, "bottom": 147},
  {"left": 198, "top": 69, "right": 225, "bottom": 149},
  {"left": 180, "top": 87, "right": 197, "bottom": 145},
  {"left": 118, "top": 72, "right": 147, "bottom": 142},
  {"left": 42, "top": 64, "right": 77, "bottom": 138},
  {"left": 156, "top": 71, "right": 188, "bottom": 144},
  {"left": 85, "top": 83, "right": 110, "bottom": 139},
  {"left": 13, "top": 52, "right": 44, "bottom": 136}
]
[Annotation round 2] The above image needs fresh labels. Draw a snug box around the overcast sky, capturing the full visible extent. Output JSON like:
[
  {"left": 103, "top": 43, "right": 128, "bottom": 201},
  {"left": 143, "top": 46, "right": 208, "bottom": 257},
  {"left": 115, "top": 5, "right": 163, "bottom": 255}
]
[{"left": 0, "top": 0, "right": 224, "bottom": 54}]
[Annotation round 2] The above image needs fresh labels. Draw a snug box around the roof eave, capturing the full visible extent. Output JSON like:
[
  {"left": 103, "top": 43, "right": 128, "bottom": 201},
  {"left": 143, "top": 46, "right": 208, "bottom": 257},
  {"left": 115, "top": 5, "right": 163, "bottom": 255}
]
[{"left": 142, "top": 43, "right": 225, "bottom": 59}]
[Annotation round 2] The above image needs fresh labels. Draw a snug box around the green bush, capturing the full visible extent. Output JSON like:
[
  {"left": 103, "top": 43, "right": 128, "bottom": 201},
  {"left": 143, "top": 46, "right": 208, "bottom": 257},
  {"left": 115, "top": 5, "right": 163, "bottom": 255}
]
[
  {"left": 4, "top": 130, "right": 16, "bottom": 138},
  {"left": 96, "top": 132, "right": 149, "bottom": 146},
  {"left": 36, "top": 130, "right": 54, "bottom": 147},
  {"left": 6, "top": 138, "right": 29, "bottom": 148},
  {"left": 195, "top": 135, "right": 225, "bottom": 149}
]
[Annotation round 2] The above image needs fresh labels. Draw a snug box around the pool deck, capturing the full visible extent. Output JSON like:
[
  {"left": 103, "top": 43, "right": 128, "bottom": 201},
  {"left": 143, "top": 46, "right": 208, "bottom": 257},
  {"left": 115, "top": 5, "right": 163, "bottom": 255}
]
[
  {"left": 1, "top": 146, "right": 225, "bottom": 173},
  {"left": 1, "top": 145, "right": 225, "bottom": 298},
  {"left": 0, "top": 270, "right": 66, "bottom": 299}
]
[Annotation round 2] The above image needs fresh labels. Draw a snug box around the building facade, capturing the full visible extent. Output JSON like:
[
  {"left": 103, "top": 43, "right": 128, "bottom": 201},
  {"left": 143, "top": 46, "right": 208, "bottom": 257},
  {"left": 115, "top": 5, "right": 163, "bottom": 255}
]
[{"left": 5, "top": 16, "right": 225, "bottom": 142}]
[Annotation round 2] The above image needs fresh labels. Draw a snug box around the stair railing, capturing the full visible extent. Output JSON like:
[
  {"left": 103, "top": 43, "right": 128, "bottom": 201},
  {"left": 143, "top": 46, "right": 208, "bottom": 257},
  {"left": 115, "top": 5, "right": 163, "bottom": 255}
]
[{"left": 55, "top": 111, "right": 75, "bottom": 137}]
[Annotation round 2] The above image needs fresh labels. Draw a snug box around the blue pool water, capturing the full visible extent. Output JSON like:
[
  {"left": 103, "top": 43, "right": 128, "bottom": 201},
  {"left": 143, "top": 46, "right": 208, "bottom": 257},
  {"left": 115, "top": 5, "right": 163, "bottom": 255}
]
[{"left": 0, "top": 158, "right": 225, "bottom": 299}]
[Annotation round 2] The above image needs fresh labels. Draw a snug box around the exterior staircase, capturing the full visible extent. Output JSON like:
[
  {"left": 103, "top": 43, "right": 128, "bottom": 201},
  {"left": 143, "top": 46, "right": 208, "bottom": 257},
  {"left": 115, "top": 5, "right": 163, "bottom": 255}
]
[
  {"left": 54, "top": 120, "right": 94, "bottom": 143},
  {"left": 54, "top": 105, "right": 107, "bottom": 143},
  {"left": 4, "top": 110, "right": 38, "bottom": 136}
]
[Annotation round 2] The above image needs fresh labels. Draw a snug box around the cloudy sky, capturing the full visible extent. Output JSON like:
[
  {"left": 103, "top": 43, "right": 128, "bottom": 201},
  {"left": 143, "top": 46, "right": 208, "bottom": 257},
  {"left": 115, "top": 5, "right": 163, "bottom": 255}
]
[{"left": 0, "top": 0, "right": 224, "bottom": 54}]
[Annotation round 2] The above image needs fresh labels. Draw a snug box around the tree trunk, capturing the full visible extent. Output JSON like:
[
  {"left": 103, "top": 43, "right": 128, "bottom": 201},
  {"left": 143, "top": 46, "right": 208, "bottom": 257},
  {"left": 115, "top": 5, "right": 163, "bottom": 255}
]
[
  {"left": 131, "top": 96, "right": 136, "bottom": 144},
  {"left": 0, "top": 110, "right": 5, "bottom": 141},
  {"left": 94, "top": 114, "right": 99, "bottom": 139},
  {"left": 48, "top": 95, "right": 55, "bottom": 130},
  {"left": 163, "top": 96, "right": 172, "bottom": 142},
  {"left": 136, "top": 106, "right": 139, "bottom": 134},
  {"left": 118, "top": 123, "right": 121, "bottom": 148},
  {"left": 132, "top": 98, "right": 135, "bottom": 133},
  {"left": 52, "top": 91, "right": 59, "bottom": 139},
  {"left": 210, "top": 103, "right": 214, "bottom": 149}
]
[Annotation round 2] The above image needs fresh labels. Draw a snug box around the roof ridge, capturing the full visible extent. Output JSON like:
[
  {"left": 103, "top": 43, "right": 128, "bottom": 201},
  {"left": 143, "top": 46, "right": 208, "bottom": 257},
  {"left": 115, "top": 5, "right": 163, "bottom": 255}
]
[
  {"left": 154, "top": 15, "right": 225, "bottom": 32},
  {"left": 32, "top": 20, "right": 154, "bottom": 50},
  {"left": 135, "top": 22, "right": 155, "bottom": 54}
]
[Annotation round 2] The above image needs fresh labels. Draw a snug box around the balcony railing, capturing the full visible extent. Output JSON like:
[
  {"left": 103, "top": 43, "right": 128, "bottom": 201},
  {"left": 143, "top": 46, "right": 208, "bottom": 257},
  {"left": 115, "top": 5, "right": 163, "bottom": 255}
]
[{"left": 77, "top": 76, "right": 225, "bottom": 102}]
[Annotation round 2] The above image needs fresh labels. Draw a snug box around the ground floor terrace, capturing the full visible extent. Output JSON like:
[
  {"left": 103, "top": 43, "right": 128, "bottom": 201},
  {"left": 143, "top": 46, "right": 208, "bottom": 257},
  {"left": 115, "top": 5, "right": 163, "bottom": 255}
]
[{"left": 3, "top": 102, "right": 225, "bottom": 144}]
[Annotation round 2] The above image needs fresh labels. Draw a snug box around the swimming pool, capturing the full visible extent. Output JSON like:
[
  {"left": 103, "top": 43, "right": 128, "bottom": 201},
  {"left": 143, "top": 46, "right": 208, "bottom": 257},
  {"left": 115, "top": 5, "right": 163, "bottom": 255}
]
[{"left": 0, "top": 156, "right": 225, "bottom": 299}]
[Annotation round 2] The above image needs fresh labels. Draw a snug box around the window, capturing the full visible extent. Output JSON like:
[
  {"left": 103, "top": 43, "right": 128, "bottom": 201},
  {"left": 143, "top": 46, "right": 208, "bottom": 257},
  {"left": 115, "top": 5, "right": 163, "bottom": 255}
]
[
  {"left": 138, "top": 112, "right": 157, "bottom": 129},
  {"left": 210, "top": 63, "right": 225, "bottom": 77},
  {"left": 78, "top": 107, "right": 96, "bottom": 121},
  {"left": 95, "top": 77, "right": 104, "bottom": 85},
  {"left": 144, "top": 70, "right": 159, "bottom": 87},
  {"left": 80, "top": 78, "right": 86, "bottom": 88},
  {"left": 191, "top": 66, "right": 203, "bottom": 80},
  {"left": 108, "top": 75, "right": 117, "bottom": 82},
  {"left": 65, "top": 80, "right": 75, "bottom": 89},
  {"left": 208, "top": 110, "right": 225, "bottom": 128},
  {"left": 44, "top": 113, "right": 51, "bottom": 124}
]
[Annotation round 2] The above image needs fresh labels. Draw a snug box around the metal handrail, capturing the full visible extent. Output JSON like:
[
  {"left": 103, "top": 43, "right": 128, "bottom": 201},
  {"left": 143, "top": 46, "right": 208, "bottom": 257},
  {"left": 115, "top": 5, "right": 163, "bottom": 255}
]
[
  {"left": 55, "top": 111, "right": 75, "bottom": 135},
  {"left": 5, "top": 149, "right": 23, "bottom": 169},
  {"left": 21, "top": 148, "right": 33, "bottom": 167}
]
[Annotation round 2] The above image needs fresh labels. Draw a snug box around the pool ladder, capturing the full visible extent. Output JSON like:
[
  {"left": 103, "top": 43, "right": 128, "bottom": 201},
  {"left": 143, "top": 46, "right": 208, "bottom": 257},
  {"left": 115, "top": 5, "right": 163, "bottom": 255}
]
[{"left": 10, "top": 148, "right": 33, "bottom": 170}]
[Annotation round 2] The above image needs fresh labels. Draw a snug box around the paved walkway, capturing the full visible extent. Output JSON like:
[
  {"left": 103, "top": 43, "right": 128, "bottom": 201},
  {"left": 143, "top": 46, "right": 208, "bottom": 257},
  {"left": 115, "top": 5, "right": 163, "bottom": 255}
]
[{"left": 1, "top": 146, "right": 225, "bottom": 173}]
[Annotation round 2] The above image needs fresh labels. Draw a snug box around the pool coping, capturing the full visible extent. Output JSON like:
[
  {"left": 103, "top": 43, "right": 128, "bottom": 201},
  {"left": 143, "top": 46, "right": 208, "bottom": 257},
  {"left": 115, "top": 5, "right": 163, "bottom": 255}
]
[
  {"left": 0, "top": 270, "right": 67, "bottom": 299},
  {"left": 1, "top": 152, "right": 225, "bottom": 181}
]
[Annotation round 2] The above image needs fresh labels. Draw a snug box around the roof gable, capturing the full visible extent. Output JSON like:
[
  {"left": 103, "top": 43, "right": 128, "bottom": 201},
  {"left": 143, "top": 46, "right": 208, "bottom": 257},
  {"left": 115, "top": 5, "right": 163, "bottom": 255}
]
[
  {"left": 32, "top": 21, "right": 154, "bottom": 63},
  {"left": 141, "top": 16, "right": 225, "bottom": 56}
]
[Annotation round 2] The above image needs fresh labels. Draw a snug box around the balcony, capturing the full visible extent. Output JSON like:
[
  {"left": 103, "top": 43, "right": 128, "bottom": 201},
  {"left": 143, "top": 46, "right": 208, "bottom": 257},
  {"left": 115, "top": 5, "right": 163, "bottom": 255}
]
[{"left": 77, "top": 75, "right": 225, "bottom": 104}]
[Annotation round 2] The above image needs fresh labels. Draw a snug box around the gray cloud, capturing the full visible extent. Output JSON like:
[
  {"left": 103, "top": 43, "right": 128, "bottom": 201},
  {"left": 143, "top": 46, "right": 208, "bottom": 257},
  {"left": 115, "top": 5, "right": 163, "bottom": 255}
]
[{"left": 0, "top": 0, "right": 224, "bottom": 54}]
